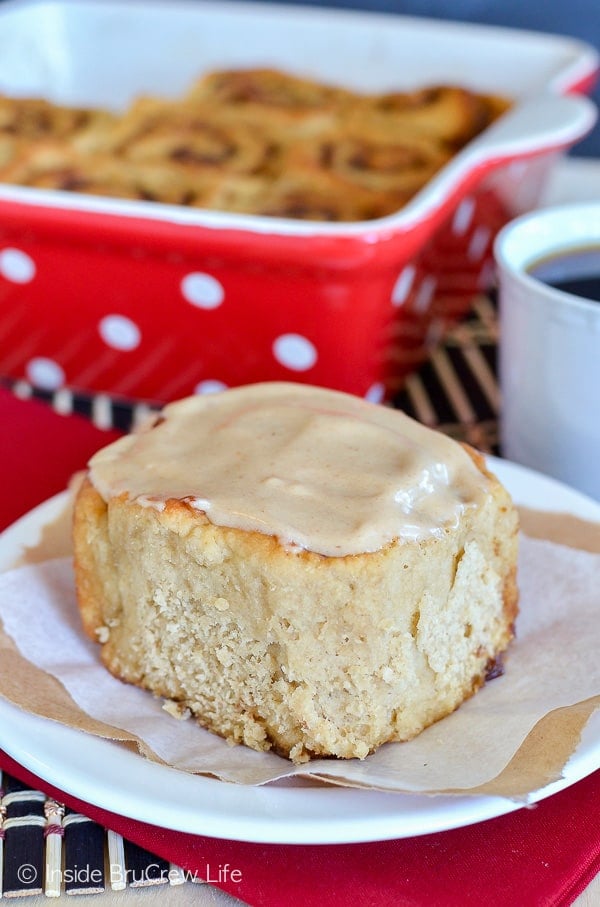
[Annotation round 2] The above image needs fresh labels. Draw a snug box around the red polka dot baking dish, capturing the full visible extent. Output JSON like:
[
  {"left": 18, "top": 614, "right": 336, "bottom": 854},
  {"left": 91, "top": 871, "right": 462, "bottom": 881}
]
[{"left": 0, "top": 0, "right": 597, "bottom": 405}]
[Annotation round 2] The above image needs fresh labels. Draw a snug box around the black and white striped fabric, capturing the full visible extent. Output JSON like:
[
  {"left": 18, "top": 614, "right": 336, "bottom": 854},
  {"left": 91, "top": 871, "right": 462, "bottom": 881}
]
[{"left": 0, "top": 770, "right": 192, "bottom": 896}]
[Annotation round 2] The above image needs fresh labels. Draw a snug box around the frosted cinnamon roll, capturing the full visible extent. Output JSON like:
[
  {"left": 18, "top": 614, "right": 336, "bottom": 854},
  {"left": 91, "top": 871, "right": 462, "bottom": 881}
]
[{"left": 73, "top": 382, "right": 519, "bottom": 763}]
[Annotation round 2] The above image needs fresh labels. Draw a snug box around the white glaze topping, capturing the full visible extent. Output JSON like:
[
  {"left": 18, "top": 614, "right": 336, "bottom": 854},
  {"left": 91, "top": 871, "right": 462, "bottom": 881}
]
[{"left": 88, "top": 382, "right": 490, "bottom": 556}]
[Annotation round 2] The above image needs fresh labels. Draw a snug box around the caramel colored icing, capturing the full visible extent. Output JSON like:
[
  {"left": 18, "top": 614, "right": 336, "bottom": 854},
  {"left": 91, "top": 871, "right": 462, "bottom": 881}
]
[{"left": 88, "top": 383, "right": 491, "bottom": 556}]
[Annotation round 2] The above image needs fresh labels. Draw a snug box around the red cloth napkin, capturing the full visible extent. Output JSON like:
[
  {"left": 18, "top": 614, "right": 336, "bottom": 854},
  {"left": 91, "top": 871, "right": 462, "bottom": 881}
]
[
  {"left": 0, "top": 387, "right": 122, "bottom": 530},
  {"left": 1, "top": 385, "right": 599, "bottom": 907}
]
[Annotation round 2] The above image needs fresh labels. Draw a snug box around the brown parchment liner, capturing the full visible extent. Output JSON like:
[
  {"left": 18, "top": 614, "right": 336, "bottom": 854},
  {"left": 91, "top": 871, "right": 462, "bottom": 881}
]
[{"left": 0, "top": 492, "right": 599, "bottom": 797}]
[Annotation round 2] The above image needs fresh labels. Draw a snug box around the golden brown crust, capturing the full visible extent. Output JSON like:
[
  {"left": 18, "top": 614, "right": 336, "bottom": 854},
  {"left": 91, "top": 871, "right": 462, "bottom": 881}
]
[
  {"left": 72, "top": 476, "right": 112, "bottom": 642},
  {"left": 462, "top": 444, "right": 520, "bottom": 632},
  {"left": 0, "top": 142, "right": 202, "bottom": 204},
  {"left": 185, "top": 67, "right": 352, "bottom": 111},
  {"left": 0, "top": 94, "right": 113, "bottom": 141}
]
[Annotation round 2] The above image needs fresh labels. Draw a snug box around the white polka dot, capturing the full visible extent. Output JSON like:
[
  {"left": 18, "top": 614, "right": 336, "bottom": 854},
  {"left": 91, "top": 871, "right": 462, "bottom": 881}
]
[
  {"left": 181, "top": 272, "right": 225, "bottom": 309},
  {"left": 478, "top": 258, "right": 496, "bottom": 291},
  {"left": 467, "top": 225, "right": 492, "bottom": 262},
  {"left": 364, "top": 382, "right": 385, "bottom": 404},
  {"left": 26, "top": 357, "right": 65, "bottom": 390},
  {"left": 194, "top": 379, "right": 228, "bottom": 395},
  {"left": 272, "top": 333, "right": 318, "bottom": 372},
  {"left": 391, "top": 264, "right": 415, "bottom": 307},
  {"left": 413, "top": 275, "right": 437, "bottom": 314},
  {"left": 99, "top": 314, "right": 141, "bottom": 351},
  {"left": 0, "top": 248, "right": 36, "bottom": 283},
  {"left": 452, "top": 197, "right": 475, "bottom": 236}
]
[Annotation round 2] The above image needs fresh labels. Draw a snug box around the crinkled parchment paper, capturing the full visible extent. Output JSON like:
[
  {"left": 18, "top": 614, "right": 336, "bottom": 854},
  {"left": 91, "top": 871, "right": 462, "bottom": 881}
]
[{"left": 0, "top": 494, "right": 598, "bottom": 797}]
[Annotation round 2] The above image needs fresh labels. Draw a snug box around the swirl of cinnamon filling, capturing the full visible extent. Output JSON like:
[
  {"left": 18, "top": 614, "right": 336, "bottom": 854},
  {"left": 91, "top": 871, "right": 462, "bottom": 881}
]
[
  {"left": 360, "top": 85, "right": 499, "bottom": 148},
  {"left": 105, "top": 99, "right": 276, "bottom": 176},
  {"left": 285, "top": 126, "right": 451, "bottom": 198},
  {"left": 187, "top": 67, "right": 349, "bottom": 111},
  {"left": 0, "top": 95, "right": 114, "bottom": 141},
  {"left": 0, "top": 143, "right": 203, "bottom": 204}
]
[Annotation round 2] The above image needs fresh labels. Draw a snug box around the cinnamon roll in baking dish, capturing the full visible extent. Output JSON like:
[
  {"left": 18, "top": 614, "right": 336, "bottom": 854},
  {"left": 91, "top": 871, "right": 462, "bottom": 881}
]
[
  {"left": 283, "top": 124, "right": 452, "bottom": 203},
  {"left": 185, "top": 66, "right": 351, "bottom": 111},
  {"left": 80, "top": 97, "right": 277, "bottom": 177},
  {"left": 199, "top": 170, "right": 396, "bottom": 221},
  {"left": 357, "top": 85, "right": 508, "bottom": 148},
  {"left": 0, "top": 142, "right": 203, "bottom": 204},
  {"left": 0, "top": 94, "right": 114, "bottom": 141},
  {"left": 0, "top": 69, "right": 510, "bottom": 220}
]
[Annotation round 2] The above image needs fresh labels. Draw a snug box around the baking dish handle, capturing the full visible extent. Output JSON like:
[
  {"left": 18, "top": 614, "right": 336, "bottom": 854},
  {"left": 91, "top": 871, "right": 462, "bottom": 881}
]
[
  {"left": 451, "top": 92, "right": 597, "bottom": 178},
  {"left": 399, "top": 93, "right": 597, "bottom": 228}
]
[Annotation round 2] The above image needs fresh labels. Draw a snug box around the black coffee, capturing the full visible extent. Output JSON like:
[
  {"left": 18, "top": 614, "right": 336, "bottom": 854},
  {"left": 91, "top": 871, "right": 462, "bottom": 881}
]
[{"left": 528, "top": 245, "right": 600, "bottom": 303}]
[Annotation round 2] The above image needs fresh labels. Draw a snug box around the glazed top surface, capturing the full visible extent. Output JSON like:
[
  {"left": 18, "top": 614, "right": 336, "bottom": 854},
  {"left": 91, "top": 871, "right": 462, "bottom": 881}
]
[{"left": 88, "top": 382, "right": 491, "bottom": 556}]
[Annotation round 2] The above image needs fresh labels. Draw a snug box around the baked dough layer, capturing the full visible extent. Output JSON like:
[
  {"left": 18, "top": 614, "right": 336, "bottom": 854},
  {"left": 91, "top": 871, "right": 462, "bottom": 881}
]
[{"left": 73, "top": 447, "right": 518, "bottom": 763}]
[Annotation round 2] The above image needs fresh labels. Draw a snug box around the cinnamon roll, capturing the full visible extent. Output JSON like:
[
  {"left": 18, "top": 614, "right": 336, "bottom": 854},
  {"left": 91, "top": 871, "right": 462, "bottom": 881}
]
[
  {"left": 187, "top": 66, "right": 349, "bottom": 111},
  {"left": 358, "top": 85, "right": 497, "bottom": 148},
  {"left": 0, "top": 94, "right": 114, "bottom": 141},
  {"left": 73, "top": 382, "right": 519, "bottom": 763},
  {"left": 285, "top": 125, "right": 451, "bottom": 201},
  {"left": 201, "top": 170, "right": 396, "bottom": 221},
  {"left": 0, "top": 142, "right": 202, "bottom": 205},
  {"left": 98, "top": 97, "right": 276, "bottom": 177}
]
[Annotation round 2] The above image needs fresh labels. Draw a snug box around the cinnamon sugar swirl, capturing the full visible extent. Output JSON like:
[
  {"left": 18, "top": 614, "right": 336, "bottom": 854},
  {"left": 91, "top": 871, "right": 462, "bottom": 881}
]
[
  {"left": 284, "top": 125, "right": 452, "bottom": 205},
  {"left": 1, "top": 142, "right": 202, "bottom": 204},
  {"left": 88, "top": 98, "right": 276, "bottom": 177},
  {"left": 0, "top": 94, "right": 114, "bottom": 142},
  {"left": 186, "top": 66, "right": 351, "bottom": 111},
  {"left": 359, "top": 84, "right": 508, "bottom": 148}
]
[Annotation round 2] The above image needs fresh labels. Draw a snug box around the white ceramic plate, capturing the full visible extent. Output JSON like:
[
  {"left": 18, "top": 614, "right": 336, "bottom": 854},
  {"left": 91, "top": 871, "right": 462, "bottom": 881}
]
[{"left": 0, "top": 457, "right": 599, "bottom": 845}]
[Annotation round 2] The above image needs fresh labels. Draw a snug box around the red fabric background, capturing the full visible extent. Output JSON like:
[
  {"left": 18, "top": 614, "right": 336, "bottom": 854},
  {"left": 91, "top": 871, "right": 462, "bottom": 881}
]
[{"left": 1, "top": 385, "right": 599, "bottom": 906}]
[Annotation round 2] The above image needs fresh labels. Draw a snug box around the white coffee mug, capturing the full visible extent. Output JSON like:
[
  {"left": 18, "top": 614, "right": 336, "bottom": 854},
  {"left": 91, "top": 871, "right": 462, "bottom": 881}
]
[{"left": 494, "top": 202, "right": 600, "bottom": 501}]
